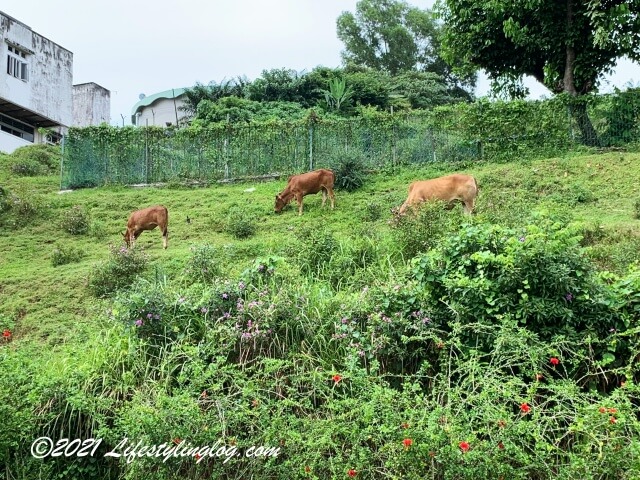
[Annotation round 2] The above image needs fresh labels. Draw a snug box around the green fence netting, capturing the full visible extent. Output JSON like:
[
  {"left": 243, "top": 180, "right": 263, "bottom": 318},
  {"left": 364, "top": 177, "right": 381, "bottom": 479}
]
[{"left": 60, "top": 91, "right": 640, "bottom": 189}]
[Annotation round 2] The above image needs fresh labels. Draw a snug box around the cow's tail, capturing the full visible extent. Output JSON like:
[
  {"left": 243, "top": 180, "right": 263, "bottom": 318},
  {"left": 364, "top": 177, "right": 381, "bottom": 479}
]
[{"left": 473, "top": 176, "right": 479, "bottom": 196}]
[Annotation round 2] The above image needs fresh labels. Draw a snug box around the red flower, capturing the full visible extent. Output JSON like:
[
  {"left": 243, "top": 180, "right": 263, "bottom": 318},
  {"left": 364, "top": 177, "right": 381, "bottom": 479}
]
[
  {"left": 402, "top": 438, "right": 413, "bottom": 450},
  {"left": 498, "top": 441, "right": 504, "bottom": 450},
  {"left": 332, "top": 374, "right": 342, "bottom": 384},
  {"left": 550, "top": 357, "right": 560, "bottom": 366},
  {"left": 598, "top": 407, "right": 607, "bottom": 414},
  {"left": 173, "top": 437, "right": 182, "bottom": 445},
  {"left": 347, "top": 468, "right": 357, "bottom": 477},
  {"left": 608, "top": 408, "right": 617, "bottom": 414},
  {"left": 2, "top": 329, "right": 11, "bottom": 340},
  {"left": 194, "top": 453, "right": 202, "bottom": 461},
  {"left": 459, "top": 441, "right": 470, "bottom": 453},
  {"left": 609, "top": 416, "right": 617, "bottom": 424},
  {"left": 520, "top": 403, "right": 531, "bottom": 414}
]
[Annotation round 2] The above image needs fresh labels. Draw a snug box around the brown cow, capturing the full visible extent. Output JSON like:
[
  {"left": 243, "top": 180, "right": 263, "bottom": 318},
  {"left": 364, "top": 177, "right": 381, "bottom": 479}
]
[
  {"left": 398, "top": 174, "right": 478, "bottom": 215},
  {"left": 122, "top": 205, "right": 169, "bottom": 249},
  {"left": 274, "top": 169, "right": 335, "bottom": 216}
]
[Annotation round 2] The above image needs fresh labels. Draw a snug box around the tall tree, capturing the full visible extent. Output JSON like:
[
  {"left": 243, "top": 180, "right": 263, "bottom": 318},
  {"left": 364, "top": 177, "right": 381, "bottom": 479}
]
[
  {"left": 437, "top": 0, "right": 640, "bottom": 145},
  {"left": 337, "top": 0, "right": 474, "bottom": 93}
]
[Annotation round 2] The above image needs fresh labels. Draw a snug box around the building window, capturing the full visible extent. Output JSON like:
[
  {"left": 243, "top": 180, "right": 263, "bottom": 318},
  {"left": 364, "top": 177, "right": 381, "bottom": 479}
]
[
  {"left": 7, "top": 45, "right": 28, "bottom": 81},
  {"left": 0, "top": 113, "right": 34, "bottom": 142}
]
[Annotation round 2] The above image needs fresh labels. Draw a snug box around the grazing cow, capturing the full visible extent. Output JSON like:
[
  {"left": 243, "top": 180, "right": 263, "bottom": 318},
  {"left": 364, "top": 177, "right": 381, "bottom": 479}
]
[
  {"left": 398, "top": 174, "right": 478, "bottom": 215},
  {"left": 274, "top": 169, "right": 335, "bottom": 216},
  {"left": 123, "top": 205, "right": 169, "bottom": 249}
]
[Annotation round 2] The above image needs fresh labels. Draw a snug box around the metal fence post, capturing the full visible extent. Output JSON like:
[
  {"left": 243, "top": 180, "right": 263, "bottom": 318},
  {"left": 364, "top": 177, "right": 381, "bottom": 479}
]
[{"left": 59, "top": 134, "right": 65, "bottom": 190}]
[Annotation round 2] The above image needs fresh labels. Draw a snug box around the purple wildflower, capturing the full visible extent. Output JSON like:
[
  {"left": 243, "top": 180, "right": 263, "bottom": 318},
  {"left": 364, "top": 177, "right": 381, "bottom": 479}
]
[
  {"left": 135, "top": 319, "right": 143, "bottom": 327},
  {"left": 565, "top": 292, "right": 574, "bottom": 302},
  {"left": 222, "top": 293, "right": 229, "bottom": 300}
]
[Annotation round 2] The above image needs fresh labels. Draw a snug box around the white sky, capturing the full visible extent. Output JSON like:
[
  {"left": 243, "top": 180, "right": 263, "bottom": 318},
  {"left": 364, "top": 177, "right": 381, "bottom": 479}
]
[{"left": 2, "top": 0, "right": 639, "bottom": 126}]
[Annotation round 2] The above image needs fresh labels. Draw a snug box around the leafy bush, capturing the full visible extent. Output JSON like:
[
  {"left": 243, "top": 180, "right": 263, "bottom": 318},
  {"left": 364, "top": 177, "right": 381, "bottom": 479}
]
[
  {"left": 60, "top": 205, "right": 91, "bottom": 235},
  {"left": 51, "top": 245, "right": 85, "bottom": 267},
  {"left": 0, "top": 186, "right": 11, "bottom": 215},
  {"left": 184, "top": 243, "right": 222, "bottom": 283},
  {"left": 9, "top": 144, "right": 60, "bottom": 176},
  {"left": 332, "top": 151, "right": 368, "bottom": 191},
  {"left": 390, "top": 199, "right": 463, "bottom": 259},
  {"left": 410, "top": 219, "right": 620, "bottom": 348},
  {"left": 0, "top": 187, "right": 46, "bottom": 227},
  {"left": 291, "top": 225, "right": 338, "bottom": 277},
  {"left": 87, "top": 245, "right": 149, "bottom": 297},
  {"left": 362, "top": 201, "right": 383, "bottom": 222},
  {"left": 225, "top": 206, "right": 257, "bottom": 239},
  {"left": 10, "top": 160, "right": 42, "bottom": 176}
]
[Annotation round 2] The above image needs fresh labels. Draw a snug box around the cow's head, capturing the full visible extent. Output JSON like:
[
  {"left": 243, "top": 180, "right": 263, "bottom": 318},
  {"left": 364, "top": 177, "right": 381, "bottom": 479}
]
[{"left": 274, "top": 194, "right": 287, "bottom": 213}]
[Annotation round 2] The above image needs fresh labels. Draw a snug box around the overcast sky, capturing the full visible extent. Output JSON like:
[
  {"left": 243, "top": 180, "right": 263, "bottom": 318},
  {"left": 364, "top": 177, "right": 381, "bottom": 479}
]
[{"left": 3, "top": 0, "right": 639, "bottom": 126}]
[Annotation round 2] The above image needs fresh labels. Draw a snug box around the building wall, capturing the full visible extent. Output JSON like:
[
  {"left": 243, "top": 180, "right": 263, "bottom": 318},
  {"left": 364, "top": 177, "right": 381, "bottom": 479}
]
[
  {"left": 134, "top": 97, "right": 185, "bottom": 127},
  {"left": 0, "top": 128, "right": 29, "bottom": 153},
  {"left": 0, "top": 12, "right": 73, "bottom": 127},
  {"left": 73, "top": 82, "right": 111, "bottom": 127}
]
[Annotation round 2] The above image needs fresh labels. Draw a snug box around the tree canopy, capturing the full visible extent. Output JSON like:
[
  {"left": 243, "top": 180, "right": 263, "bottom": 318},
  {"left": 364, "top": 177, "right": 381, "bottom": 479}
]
[
  {"left": 336, "top": 0, "right": 475, "bottom": 92},
  {"left": 437, "top": 0, "right": 640, "bottom": 98}
]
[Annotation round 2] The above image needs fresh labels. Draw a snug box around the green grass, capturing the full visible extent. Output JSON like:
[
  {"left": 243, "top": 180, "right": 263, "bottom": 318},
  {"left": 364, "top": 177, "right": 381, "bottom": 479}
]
[
  {"left": 2, "top": 149, "right": 640, "bottom": 345},
  {"left": 2, "top": 146, "right": 640, "bottom": 480}
]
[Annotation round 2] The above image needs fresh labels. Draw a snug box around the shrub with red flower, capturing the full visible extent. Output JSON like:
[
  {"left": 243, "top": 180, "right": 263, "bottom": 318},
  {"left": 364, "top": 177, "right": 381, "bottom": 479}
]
[
  {"left": 550, "top": 357, "right": 560, "bottom": 366},
  {"left": 402, "top": 438, "right": 413, "bottom": 450},
  {"left": 459, "top": 441, "right": 470, "bottom": 453},
  {"left": 498, "top": 441, "right": 504, "bottom": 450},
  {"left": 520, "top": 402, "right": 531, "bottom": 414},
  {"left": 332, "top": 374, "right": 342, "bottom": 384},
  {"left": 347, "top": 468, "right": 357, "bottom": 477},
  {"left": 2, "top": 329, "right": 11, "bottom": 341}
]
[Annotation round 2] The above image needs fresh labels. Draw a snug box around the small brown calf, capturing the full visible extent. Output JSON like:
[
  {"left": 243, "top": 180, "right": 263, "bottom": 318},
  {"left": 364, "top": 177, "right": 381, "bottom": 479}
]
[
  {"left": 398, "top": 174, "right": 478, "bottom": 215},
  {"left": 123, "top": 205, "right": 169, "bottom": 249},
  {"left": 274, "top": 169, "right": 335, "bottom": 216}
]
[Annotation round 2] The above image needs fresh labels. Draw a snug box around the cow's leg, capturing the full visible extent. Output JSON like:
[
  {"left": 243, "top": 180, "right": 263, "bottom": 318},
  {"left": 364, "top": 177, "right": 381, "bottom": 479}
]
[
  {"left": 322, "top": 188, "right": 327, "bottom": 208},
  {"left": 162, "top": 227, "right": 168, "bottom": 249},
  {"left": 463, "top": 198, "right": 475, "bottom": 214},
  {"left": 131, "top": 230, "right": 143, "bottom": 249},
  {"left": 297, "top": 193, "right": 304, "bottom": 215},
  {"left": 328, "top": 187, "right": 335, "bottom": 209}
]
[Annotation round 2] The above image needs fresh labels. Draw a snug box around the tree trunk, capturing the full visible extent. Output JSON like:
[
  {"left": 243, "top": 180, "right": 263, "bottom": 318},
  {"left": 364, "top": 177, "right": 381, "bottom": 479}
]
[
  {"left": 564, "top": 0, "right": 599, "bottom": 146},
  {"left": 569, "top": 100, "right": 600, "bottom": 147}
]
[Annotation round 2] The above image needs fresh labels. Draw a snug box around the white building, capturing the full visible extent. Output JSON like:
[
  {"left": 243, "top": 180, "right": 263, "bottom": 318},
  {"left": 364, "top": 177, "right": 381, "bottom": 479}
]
[
  {"left": 0, "top": 11, "right": 74, "bottom": 153},
  {"left": 131, "top": 88, "right": 187, "bottom": 127},
  {"left": 73, "top": 82, "right": 111, "bottom": 127}
]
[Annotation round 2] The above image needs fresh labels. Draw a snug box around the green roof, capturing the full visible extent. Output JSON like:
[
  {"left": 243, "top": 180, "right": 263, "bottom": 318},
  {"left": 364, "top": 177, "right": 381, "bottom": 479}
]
[{"left": 131, "top": 88, "right": 188, "bottom": 122}]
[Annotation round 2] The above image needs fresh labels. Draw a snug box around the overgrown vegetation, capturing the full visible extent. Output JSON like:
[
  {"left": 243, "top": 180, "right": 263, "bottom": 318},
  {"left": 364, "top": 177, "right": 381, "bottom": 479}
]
[{"left": 2, "top": 145, "right": 640, "bottom": 480}]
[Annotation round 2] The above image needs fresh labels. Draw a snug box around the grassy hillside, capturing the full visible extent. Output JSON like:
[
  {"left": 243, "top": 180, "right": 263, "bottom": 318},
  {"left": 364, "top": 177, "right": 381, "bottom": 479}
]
[
  {"left": 2, "top": 148, "right": 639, "bottom": 343},
  {"left": 1, "top": 145, "right": 640, "bottom": 479}
]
